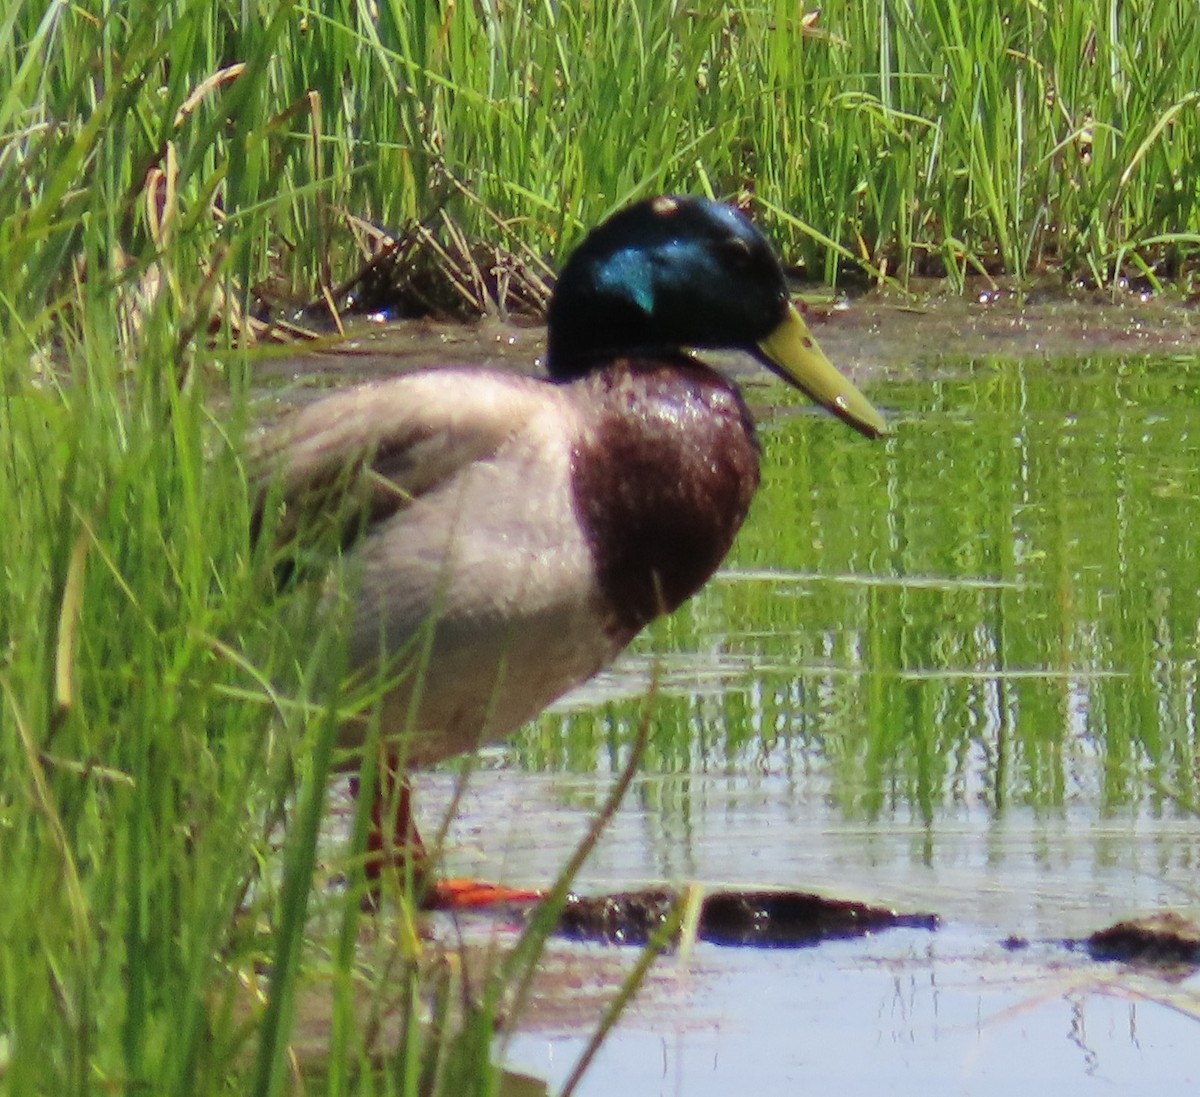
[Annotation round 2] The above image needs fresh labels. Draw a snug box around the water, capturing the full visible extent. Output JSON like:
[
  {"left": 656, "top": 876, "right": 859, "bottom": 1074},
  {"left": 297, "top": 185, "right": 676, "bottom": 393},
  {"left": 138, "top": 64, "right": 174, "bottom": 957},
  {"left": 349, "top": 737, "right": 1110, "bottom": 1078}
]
[
  {"left": 505, "top": 928, "right": 1198, "bottom": 1096},
  {"left": 502, "top": 349, "right": 1200, "bottom": 830},
  {"left": 301, "top": 300, "right": 1200, "bottom": 1092}
]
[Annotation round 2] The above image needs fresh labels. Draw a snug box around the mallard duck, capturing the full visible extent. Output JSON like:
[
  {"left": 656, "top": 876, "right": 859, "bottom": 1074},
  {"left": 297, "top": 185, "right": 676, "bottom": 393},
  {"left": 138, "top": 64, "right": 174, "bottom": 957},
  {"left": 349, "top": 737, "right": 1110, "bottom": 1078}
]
[{"left": 255, "top": 195, "right": 886, "bottom": 905}]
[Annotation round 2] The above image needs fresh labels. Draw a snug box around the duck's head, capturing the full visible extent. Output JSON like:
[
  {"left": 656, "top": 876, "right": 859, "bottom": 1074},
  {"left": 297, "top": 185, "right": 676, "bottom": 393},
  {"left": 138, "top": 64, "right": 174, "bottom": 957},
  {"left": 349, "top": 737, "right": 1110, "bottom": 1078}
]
[{"left": 547, "top": 196, "right": 886, "bottom": 438}]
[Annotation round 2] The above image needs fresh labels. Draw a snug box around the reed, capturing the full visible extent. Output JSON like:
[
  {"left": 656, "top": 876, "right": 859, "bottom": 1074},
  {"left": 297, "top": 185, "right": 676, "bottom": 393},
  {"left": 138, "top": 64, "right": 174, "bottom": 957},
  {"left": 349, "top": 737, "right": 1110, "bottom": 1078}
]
[{"left": 3, "top": 1, "right": 1198, "bottom": 1092}]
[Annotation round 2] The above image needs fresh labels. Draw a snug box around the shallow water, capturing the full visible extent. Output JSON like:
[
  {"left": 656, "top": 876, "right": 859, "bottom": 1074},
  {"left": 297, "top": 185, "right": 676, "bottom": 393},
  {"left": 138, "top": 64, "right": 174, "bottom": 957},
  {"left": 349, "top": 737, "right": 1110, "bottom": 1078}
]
[
  {"left": 302, "top": 294, "right": 1200, "bottom": 1092},
  {"left": 506, "top": 929, "right": 1196, "bottom": 1096},
  {"left": 418, "top": 767, "right": 1200, "bottom": 1094},
  {"left": 408, "top": 763, "right": 1200, "bottom": 1092}
]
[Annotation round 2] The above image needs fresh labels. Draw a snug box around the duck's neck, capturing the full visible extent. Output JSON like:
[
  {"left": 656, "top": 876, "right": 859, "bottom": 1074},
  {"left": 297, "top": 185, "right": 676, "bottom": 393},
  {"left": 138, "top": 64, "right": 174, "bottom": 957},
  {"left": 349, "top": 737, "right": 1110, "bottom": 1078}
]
[
  {"left": 548, "top": 342, "right": 673, "bottom": 381},
  {"left": 546, "top": 287, "right": 674, "bottom": 381},
  {"left": 568, "top": 358, "right": 761, "bottom": 636}
]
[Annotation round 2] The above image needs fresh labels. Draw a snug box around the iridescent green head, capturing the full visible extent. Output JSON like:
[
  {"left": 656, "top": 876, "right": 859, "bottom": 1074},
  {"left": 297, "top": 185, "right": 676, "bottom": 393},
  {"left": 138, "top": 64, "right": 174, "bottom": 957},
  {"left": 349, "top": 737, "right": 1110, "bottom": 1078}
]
[{"left": 547, "top": 196, "right": 886, "bottom": 439}]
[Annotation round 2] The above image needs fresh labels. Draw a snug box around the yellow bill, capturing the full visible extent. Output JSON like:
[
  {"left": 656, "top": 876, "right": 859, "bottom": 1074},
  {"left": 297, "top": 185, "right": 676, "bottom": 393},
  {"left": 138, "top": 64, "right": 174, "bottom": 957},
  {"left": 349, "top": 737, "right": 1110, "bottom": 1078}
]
[{"left": 756, "top": 303, "right": 887, "bottom": 439}]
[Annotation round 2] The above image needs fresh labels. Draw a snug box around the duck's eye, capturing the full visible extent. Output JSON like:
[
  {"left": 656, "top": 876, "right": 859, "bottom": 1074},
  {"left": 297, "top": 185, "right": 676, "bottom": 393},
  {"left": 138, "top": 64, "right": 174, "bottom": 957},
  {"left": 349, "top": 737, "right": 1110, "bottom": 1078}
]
[{"left": 720, "top": 235, "right": 755, "bottom": 269}]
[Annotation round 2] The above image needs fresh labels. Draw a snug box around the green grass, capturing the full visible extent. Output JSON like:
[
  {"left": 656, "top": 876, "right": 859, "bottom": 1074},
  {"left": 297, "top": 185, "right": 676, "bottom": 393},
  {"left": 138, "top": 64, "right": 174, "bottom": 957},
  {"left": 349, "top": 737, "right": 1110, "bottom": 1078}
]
[
  {"left": 3, "top": 1, "right": 1200, "bottom": 1094},
  {"left": 4, "top": 0, "right": 1200, "bottom": 338}
]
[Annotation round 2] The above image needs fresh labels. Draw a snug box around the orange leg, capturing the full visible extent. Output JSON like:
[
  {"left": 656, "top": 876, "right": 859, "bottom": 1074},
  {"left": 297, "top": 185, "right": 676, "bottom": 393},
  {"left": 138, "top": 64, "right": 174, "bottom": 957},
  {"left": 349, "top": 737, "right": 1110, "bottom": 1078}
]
[
  {"left": 350, "top": 755, "right": 544, "bottom": 911},
  {"left": 349, "top": 756, "right": 427, "bottom": 906},
  {"left": 365, "top": 760, "right": 424, "bottom": 881}
]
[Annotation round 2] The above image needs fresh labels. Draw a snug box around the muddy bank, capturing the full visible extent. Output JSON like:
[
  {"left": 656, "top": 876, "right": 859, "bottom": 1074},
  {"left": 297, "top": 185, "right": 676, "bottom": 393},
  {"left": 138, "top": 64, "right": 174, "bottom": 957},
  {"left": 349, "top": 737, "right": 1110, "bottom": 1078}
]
[{"left": 252, "top": 286, "right": 1200, "bottom": 399}]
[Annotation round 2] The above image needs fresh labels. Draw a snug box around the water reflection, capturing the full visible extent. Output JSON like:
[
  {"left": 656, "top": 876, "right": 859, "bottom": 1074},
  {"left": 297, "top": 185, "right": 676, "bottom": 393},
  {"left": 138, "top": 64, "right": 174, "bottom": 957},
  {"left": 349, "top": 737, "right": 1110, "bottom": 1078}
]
[
  {"left": 305, "top": 337, "right": 1200, "bottom": 1093},
  {"left": 518, "top": 355, "right": 1200, "bottom": 829},
  {"left": 434, "top": 347, "right": 1200, "bottom": 1088}
]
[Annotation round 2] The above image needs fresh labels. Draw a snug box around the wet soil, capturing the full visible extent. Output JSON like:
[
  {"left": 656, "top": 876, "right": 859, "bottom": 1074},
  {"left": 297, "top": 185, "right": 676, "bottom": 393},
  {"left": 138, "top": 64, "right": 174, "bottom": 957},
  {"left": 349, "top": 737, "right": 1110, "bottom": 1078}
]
[
  {"left": 554, "top": 886, "right": 938, "bottom": 948},
  {"left": 252, "top": 284, "right": 1200, "bottom": 400}
]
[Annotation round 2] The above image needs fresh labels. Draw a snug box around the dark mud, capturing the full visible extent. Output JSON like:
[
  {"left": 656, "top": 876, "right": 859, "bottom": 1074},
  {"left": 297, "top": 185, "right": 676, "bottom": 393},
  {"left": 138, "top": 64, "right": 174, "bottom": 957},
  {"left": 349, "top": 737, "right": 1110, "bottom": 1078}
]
[{"left": 553, "top": 886, "right": 938, "bottom": 948}]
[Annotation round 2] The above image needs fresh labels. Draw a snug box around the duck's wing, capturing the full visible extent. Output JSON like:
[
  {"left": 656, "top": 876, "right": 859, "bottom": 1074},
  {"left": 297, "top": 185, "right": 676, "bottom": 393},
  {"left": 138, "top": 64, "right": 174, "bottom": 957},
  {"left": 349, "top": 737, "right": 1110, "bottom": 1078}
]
[{"left": 250, "top": 369, "right": 543, "bottom": 551}]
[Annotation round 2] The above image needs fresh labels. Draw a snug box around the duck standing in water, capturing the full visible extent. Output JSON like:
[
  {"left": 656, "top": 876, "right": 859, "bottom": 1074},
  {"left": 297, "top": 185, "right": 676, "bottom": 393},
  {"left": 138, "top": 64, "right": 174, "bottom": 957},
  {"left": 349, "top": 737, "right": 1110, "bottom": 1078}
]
[{"left": 255, "top": 196, "right": 886, "bottom": 906}]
